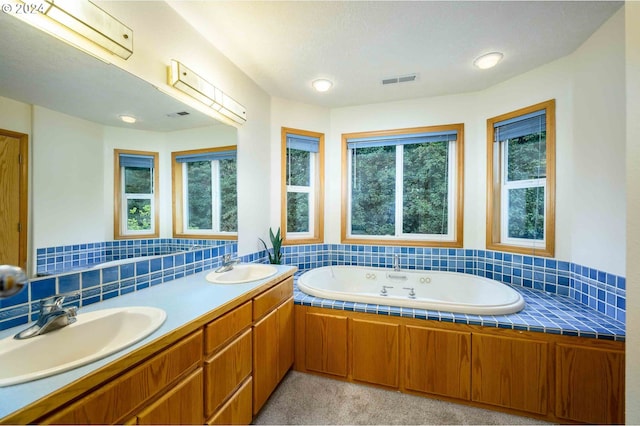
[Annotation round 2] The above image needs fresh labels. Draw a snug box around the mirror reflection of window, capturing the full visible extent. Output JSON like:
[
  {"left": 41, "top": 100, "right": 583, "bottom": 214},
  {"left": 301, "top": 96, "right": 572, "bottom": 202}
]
[
  {"left": 172, "top": 147, "right": 238, "bottom": 239},
  {"left": 114, "top": 150, "right": 159, "bottom": 239}
]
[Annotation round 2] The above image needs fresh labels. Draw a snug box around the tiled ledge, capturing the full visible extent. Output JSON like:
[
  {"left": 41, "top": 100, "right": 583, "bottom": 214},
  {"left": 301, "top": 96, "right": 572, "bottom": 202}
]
[{"left": 293, "top": 273, "right": 626, "bottom": 342}]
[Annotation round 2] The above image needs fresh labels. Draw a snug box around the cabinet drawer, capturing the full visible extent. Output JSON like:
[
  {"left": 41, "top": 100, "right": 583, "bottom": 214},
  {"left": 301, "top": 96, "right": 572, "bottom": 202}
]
[
  {"left": 43, "top": 331, "right": 203, "bottom": 425},
  {"left": 205, "top": 329, "right": 252, "bottom": 417},
  {"left": 253, "top": 277, "right": 293, "bottom": 320},
  {"left": 205, "top": 301, "right": 252, "bottom": 355},
  {"left": 137, "top": 368, "right": 203, "bottom": 425},
  {"left": 208, "top": 377, "right": 253, "bottom": 425}
]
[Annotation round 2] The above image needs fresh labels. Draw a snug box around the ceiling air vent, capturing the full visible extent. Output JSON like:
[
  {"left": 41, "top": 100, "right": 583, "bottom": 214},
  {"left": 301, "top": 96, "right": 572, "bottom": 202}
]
[
  {"left": 382, "top": 73, "right": 418, "bottom": 85},
  {"left": 167, "top": 111, "right": 190, "bottom": 118}
]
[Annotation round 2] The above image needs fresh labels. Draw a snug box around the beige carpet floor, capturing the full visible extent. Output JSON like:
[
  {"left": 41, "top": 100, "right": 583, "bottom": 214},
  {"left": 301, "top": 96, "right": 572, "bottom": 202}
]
[{"left": 253, "top": 371, "right": 552, "bottom": 425}]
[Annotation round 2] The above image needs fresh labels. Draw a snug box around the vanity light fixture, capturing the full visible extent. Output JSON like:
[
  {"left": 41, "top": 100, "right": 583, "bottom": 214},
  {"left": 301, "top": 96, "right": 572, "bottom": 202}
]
[
  {"left": 168, "top": 60, "right": 247, "bottom": 124},
  {"left": 13, "top": 0, "right": 133, "bottom": 60},
  {"left": 312, "top": 79, "right": 333, "bottom": 92},
  {"left": 119, "top": 115, "right": 136, "bottom": 124},
  {"left": 473, "top": 52, "right": 504, "bottom": 70}
]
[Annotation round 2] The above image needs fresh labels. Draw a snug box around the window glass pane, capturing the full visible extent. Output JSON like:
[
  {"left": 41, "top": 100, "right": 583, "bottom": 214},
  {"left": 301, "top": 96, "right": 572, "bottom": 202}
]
[
  {"left": 127, "top": 199, "right": 151, "bottom": 231},
  {"left": 220, "top": 158, "right": 237, "bottom": 232},
  {"left": 350, "top": 146, "right": 395, "bottom": 236},
  {"left": 403, "top": 141, "right": 449, "bottom": 234},
  {"left": 287, "top": 192, "right": 309, "bottom": 233},
  {"left": 186, "top": 161, "right": 213, "bottom": 230},
  {"left": 506, "top": 132, "right": 546, "bottom": 181},
  {"left": 508, "top": 187, "right": 544, "bottom": 240},
  {"left": 125, "top": 167, "right": 152, "bottom": 193},
  {"left": 286, "top": 149, "right": 310, "bottom": 186}
]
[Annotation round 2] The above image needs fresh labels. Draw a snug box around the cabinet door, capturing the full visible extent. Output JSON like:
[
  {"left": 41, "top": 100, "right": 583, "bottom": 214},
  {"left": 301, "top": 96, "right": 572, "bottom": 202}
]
[
  {"left": 351, "top": 319, "right": 399, "bottom": 388},
  {"left": 277, "top": 298, "right": 294, "bottom": 381},
  {"left": 305, "top": 312, "right": 348, "bottom": 377},
  {"left": 556, "top": 343, "right": 624, "bottom": 424},
  {"left": 405, "top": 325, "right": 471, "bottom": 400},
  {"left": 471, "top": 334, "right": 548, "bottom": 415},
  {"left": 209, "top": 378, "right": 253, "bottom": 425},
  {"left": 137, "top": 369, "right": 203, "bottom": 425},
  {"left": 253, "top": 308, "right": 278, "bottom": 415},
  {"left": 205, "top": 329, "right": 252, "bottom": 418}
]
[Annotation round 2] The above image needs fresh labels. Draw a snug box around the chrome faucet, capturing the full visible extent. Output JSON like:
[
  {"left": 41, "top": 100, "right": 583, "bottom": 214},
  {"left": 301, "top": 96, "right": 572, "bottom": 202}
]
[
  {"left": 214, "top": 254, "right": 240, "bottom": 273},
  {"left": 14, "top": 293, "right": 78, "bottom": 340},
  {"left": 393, "top": 254, "right": 401, "bottom": 272}
]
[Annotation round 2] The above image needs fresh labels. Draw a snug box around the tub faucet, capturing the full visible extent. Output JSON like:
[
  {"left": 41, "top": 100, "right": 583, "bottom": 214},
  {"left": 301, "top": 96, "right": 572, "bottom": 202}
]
[
  {"left": 14, "top": 293, "right": 78, "bottom": 340},
  {"left": 380, "top": 285, "right": 394, "bottom": 296},
  {"left": 393, "top": 254, "right": 401, "bottom": 272},
  {"left": 215, "top": 254, "right": 240, "bottom": 273}
]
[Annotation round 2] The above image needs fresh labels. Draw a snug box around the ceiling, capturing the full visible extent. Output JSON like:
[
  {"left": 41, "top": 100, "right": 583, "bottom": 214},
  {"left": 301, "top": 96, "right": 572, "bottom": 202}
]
[{"left": 168, "top": 1, "right": 623, "bottom": 108}]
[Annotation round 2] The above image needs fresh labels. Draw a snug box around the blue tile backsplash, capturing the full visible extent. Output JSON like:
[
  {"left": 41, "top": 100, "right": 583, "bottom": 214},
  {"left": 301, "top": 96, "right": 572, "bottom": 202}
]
[{"left": 1, "top": 242, "right": 626, "bottom": 339}]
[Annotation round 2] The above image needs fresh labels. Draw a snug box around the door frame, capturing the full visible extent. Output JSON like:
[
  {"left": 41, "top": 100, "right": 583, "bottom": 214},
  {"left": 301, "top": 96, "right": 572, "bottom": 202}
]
[{"left": 0, "top": 129, "right": 29, "bottom": 270}]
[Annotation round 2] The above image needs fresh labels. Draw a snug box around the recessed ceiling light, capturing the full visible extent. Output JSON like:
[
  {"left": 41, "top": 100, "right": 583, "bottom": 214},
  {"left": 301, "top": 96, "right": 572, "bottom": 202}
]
[
  {"left": 119, "top": 115, "right": 137, "bottom": 124},
  {"left": 312, "top": 79, "right": 333, "bottom": 92},
  {"left": 473, "top": 52, "right": 504, "bottom": 70}
]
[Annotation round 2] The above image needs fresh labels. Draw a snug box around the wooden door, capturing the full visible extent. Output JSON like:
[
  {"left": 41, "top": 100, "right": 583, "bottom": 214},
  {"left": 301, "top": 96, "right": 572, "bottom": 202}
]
[
  {"left": 471, "top": 334, "right": 548, "bottom": 415},
  {"left": 277, "top": 298, "right": 294, "bottom": 381},
  {"left": 305, "top": 311, "right": 348, "bottom": 377},
  {"left": 351, "top": 319, "right": 399, "bottom": 388},
  {"left": 0, "top": 130, "right": 28, "bottom": 269},
  {"left": 252, "top": 308, "right": 278, "bottom": 414},
  {"left": 556, "top": 343, "right": 625, "bottom": 424},
  {"left": 405, "top": 325, "right": 471, "bottom": 400}
]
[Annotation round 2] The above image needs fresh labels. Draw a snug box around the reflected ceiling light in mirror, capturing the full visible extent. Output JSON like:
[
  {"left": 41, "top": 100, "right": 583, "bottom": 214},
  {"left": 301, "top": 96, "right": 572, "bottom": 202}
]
[
  {"left": 312, "top": 79, "right": 333, "bottom": 92},
  {"left": 8, "top": 0, "right": 133, "bottom": 60},
  {"left": 119, "top": 115, "right": 136, "bottom": 124},
  {"left": 473, "top": 52, "right": 504, "bottom": 70},
  {"left": 168, "top": 60, "right": 247, "bottom": 124}
]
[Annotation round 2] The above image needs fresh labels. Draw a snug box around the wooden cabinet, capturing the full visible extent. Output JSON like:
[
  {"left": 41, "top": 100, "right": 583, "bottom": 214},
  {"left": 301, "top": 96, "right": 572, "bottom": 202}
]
[
  {"left": 42, "top": 331, "right": 203, "bottom": 425},
  {"left": 555, "top": 343, "right": 625, "bottom": 424},
  {"left": 404, "top": 325, "right": 471, "bottom": 400},
  {"left": 351, "top": 319, "right": 399, "bottom": 388},
  {"left": 137, "top": 369, "right": 203, "bottom": 425},
  {"left": 209, "top": 377, "right": 253, "bottom": 425},
  {"left": 253, "top": 277, "right": 294, "bottom": 415},
  {"left": 304, "top": 312, "right": 348, "bottom": 377},
  {"left": 471, "top": 334, "right": 549, "bottom": 415},
  {"left": 294, "top": 304, "right": 625, "bottom": 424}
]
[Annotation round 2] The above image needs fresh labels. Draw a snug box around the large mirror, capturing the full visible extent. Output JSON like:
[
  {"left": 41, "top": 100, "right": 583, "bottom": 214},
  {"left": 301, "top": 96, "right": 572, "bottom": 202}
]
[{"left": 0, "top": 13, "right": 238, "bottom": 277}]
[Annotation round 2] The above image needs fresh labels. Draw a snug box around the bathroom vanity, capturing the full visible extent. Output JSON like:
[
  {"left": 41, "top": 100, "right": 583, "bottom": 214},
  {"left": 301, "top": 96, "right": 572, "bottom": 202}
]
[{"left": 0, "top": 266, "right": 296, "bottom": 425}]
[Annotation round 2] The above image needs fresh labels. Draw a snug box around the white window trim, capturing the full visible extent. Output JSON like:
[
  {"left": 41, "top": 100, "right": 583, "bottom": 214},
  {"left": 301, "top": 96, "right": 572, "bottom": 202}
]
[
  {"left": 121, "top": 166, "right": 155, "bottom": 236},
  {"left": 181, "top": 160, "right": 237, "bottom": 236},
  {"left": 500, "top": 138, "right": 546, "bottom": 248},
  {"left": 346, "top": 141, "right": 456, "bottom": 241},
  {"left": 286, "top": 149, "right": 316, "bottom": 239}
]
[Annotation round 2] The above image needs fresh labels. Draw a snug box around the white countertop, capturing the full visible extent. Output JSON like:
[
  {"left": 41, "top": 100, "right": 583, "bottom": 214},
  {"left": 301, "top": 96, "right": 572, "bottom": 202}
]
[{"left": 0, "top": 265, "right": 296, "bottom": 421}]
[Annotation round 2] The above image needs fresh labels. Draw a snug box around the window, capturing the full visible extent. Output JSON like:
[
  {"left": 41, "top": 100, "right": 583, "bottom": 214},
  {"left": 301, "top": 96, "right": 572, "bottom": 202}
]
[
  {"left": 281, "top": 128, "right": 324, "bottom": 244},
  {"left": 172, "top": 146, "right": 237, "bottom": 239},
  {"left": 486, "top": 99, "right": 555, "bottom": 256},
  {"left": 114, "top": 150, "right": 159, "bottom": 239},
  {"left": 341, "top": 125, "right": 464, "bottom": 247}
]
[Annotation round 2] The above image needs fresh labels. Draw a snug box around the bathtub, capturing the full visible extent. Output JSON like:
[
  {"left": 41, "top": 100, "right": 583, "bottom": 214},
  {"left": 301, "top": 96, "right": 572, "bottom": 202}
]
[
  {"left": 297, "top": 266, "right": 525, "bottom": 315},
  {"left": 92, "top": 255, "right": 164, "bottom": 269}
]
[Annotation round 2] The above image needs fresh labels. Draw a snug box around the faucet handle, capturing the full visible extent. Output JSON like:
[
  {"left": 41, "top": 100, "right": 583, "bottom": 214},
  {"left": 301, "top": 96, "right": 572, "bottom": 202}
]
[{"left": 40, "top": 292, "right": 79, "bottom": 313}]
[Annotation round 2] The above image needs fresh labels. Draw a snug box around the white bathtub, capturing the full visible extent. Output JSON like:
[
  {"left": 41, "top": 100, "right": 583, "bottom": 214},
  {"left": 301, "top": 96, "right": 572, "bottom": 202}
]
[
  {"left": 297, "top": 266, "right": 525, "bottom": 315},
  {"left": 92, "top": 255, "right": 164, "bottom": 269}
]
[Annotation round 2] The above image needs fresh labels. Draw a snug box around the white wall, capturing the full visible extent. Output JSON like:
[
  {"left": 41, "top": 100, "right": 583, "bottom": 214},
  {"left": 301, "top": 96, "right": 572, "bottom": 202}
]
[
  {"left": 272, "top": 9, "right": 626, "bottom": 276},
  {"left": 625, "top": 2, "right": 640, "bottom": 423},
  {"left": 31, "top": 106, "right": 105, "bottom": 249}
]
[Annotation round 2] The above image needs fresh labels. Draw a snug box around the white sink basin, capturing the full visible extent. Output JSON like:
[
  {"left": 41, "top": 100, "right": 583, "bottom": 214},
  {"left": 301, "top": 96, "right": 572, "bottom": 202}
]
[
  {"left": 205, "top": 264, "right": 278, "bottom": 284},
  {"left": 0, "top": 306, "right": 166, "bottom": 387}
]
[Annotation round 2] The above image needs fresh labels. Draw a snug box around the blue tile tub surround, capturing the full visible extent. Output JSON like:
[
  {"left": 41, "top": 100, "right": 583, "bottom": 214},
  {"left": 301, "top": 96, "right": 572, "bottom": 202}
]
[
  {"left": 0, "top": 243, "right": 239, "bottom": 331},
  {"left": 278, "top": 244, "right": 626, "bottom": 324},
  {"left": 36, "top": 238, "right": 232, "bottom": 275},
  {"left": 293, "top": 273, "right": 626, "bottom": 342}
]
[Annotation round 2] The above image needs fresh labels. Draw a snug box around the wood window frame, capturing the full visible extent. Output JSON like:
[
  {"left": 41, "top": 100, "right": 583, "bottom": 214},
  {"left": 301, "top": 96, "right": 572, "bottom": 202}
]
[
  {"left": 113, "top": 149, "right": 159, "bottom": 240},
  {"left": 340, "top": 124, "right": 464, "bottom": 247},
  {"left": 280, "top": 127, "right": 325, "bottom": 245},
  {"left": 171, "top": 146, "right": 238, "bottom": 240},
  {"left": 486, "top": 99, "right": 556, "bottom": 257}
]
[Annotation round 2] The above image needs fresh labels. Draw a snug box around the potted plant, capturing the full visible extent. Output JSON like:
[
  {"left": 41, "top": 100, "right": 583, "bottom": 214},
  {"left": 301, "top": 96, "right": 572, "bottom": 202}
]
[{"left": 259, "top": 227, "right": 283, "bottom": 264}]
